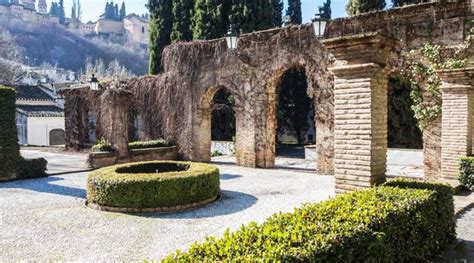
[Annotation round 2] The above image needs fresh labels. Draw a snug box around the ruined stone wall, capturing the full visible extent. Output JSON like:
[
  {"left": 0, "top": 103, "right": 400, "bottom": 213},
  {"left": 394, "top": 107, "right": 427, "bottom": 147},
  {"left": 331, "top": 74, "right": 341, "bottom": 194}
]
[
  {"left": 62, "top": 0, "right": 472, "bottom": 177},
  {"left": 326, "top": 0, "right": 472, "bottom": 50}
]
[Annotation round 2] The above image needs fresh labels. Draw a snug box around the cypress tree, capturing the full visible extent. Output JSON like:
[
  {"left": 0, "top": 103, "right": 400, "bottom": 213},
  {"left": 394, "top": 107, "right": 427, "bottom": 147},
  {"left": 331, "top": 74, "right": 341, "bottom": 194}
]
[
  {"left": 193, "top": 0, "right": 229, "bottom": 40},
  {"left": 271, "top": 0, "right": 284, "bottom": 27},
  {"left": 71, "top": 1, "right": 77, "bottom": 20},
  {"left": 392, "top": 0, "right": 422, "bottom": 6},
  {"left": 286, "top": 0, "right": 302, "bottom": 25},
  {"left": 114, "top": 3, "right": 119, "bottom": 20},
  {"left": 119, "top": 2, "right": 126, "bottom": 20},
  {"left": 147, "top": 0, "right": 173, "bottom": 74},
  {"left": 346, "top": 0, "right": 385, "bottom": 16},
  {"left": 318, "top": 0, "right": 331, "bottom": 19},
  {"left": 171, "top": 0, "right": 194, "bottom": 42},
  {"left": 58, "top": 0, "right": 65, "bottom": 24}
]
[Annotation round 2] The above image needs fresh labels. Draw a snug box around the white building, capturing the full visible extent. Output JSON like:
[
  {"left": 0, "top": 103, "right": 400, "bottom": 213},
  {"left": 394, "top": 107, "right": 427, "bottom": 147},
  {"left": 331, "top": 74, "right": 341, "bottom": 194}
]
[
  {"left": 21, "top": 66, "right": 76, "bottom": 85},
  {"left": 14, "top": 85, "right": 65, "bottom": 146}
]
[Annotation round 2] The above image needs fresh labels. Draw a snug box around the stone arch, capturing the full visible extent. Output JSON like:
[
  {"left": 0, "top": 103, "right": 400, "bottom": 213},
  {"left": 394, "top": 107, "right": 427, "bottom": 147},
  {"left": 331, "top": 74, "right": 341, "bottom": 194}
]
[
  {"left": 49, "top": 129, "right": 65, "bottom": 146},
  {"left": 193, "top": 85, "right": 243, "bottom": 163}
]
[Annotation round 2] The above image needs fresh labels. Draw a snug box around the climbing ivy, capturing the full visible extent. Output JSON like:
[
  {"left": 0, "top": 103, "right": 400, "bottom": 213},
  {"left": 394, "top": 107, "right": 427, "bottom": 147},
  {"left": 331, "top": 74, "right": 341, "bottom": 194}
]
[{"left": 404, "top": 40, "right": 470, "bottom": 130}]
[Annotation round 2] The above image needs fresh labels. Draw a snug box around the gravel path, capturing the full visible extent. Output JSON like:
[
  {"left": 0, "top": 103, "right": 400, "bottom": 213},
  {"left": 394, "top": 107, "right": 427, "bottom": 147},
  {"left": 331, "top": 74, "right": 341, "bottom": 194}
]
[
  {"left": 438, "top": 206, "right": 474, "bottom": 262},
  {"left": 0, "top": 163, "right": 334, "bottom": 261}
]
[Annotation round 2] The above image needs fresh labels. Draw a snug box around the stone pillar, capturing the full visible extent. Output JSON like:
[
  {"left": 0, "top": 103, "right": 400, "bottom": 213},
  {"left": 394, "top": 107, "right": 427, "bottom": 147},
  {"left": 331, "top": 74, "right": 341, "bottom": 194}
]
[
  {"left": 103, "top": 88, "right": 132, "bottom": 158},
  {"left": 322, "top": 33, "right": 397, "bottom": 194},
  {"left": 439, "top": 68, "right": 474, "bottom": 179}
]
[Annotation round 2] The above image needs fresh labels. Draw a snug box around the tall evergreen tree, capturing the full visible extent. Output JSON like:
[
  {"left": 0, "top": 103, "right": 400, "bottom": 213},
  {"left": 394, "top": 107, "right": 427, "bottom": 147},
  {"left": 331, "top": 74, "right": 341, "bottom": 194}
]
[
  {"left": 71, "top": 0, "right": 77, "bottom": 20},
  {"left": 119, "top": 2, "right": 126, "bottom": 20},
  {"left": 286, "top": 0, "right": 302, "bottom": 25},
  {"left": 147, "top": 0, "right": 173, "bottom": 74},
  {"left": 58, "top": 0, "right": 65, "bottom": 24},
  {"left": 114, "top": 3, "right": 119, "bottom": 20},
  {"left": 49, "top": 2, "right": 59, "bottom": 16},
  {"left": 77, "top": 0, "right": 82, "bottom": 22},
  {"left": 318, "top": 0, "right": 331, "bottom": 19},
  {"left": 271, "top": 0, "right": 284, "bottom": 27},
  {"left": 171, "top": 0, "right": 193, "bottom": 42},
  {"left": 346, "top": 0, "right": 385, "bottom": 16},
  {"left": 392, "top": 0, "right": 422, "bottom": 6},
  {"left": 193, "top": 0, "right": 229, "bottom": 40}
]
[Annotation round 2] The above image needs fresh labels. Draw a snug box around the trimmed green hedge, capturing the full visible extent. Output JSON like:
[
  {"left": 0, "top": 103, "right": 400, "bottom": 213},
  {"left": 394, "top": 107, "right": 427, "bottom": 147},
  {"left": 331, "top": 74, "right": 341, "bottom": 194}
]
[
  {"left": 459, "top": 156, "right": 474, "bottom": 190},
  {"left": 91, "top": 139, "right": 174, "bottom": 152},
  {"left": 164, "top": 179, "right": 455, "bottom": 262},
  {"left": 0, "top": 86, "right": 47, "bottom": 181},
  {"left": 87, "top": 161, "right": 220, "bottom": 208}
]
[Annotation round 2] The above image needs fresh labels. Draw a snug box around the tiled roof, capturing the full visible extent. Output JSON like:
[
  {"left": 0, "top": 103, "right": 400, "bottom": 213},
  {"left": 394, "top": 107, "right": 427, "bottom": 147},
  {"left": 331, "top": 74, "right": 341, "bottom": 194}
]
[
  {"left": 16, "top": 105, "right": 64, "bottom": 117},
  {"left": 12, "top": 85, "right": 54, "bottom": 101}
]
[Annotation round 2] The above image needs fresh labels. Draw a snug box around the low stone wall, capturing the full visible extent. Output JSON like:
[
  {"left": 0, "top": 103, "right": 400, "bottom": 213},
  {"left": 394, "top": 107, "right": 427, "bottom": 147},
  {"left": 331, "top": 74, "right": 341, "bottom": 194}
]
[{"left": 87, "top": 146, "right": 178, "bottom": 169}]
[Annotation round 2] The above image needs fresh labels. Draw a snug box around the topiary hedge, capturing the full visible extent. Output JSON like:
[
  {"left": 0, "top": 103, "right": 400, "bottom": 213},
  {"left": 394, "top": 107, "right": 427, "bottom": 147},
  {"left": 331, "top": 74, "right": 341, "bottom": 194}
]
[
  {"left": 0, "top": 86, "right": 47, "bottom": 181},
  {"left": 164, "top": 179, "right": 455, "bottom": 262},
  {"left": 91, "top": 139, "right": 174, "bottom": 153},
  {"left": 459, "top": 157, "right": 474, "bottom": 190},
  {"left": 87, "top": 161, "right": 220, "bottom": 210}
]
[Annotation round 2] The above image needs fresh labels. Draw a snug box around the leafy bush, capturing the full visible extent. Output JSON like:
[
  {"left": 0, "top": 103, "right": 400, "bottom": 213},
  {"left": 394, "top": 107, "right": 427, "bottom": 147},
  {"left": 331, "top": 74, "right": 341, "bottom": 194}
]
[
  {"left": 129, "top": 139, "right": 173, "bottom": 150},
  {"left": 164, "top": 180, "right": 455, "bottom": 262},
  {"left": 0, "top": 86, "right": 47, "bottom": 181},
  {"left": 91, "top": 138, "right": 115, "bottom": 153},
  {"left": 211, "top": 150, "right": 224, "bottom": 157},
  {"left": 91, "top": 139, "right": 174, "bottom": 152},
  {"left": 459, "top": 157, "right": 474, "bottom": 190},
  {"left": 87, "top": 161, "right": 220, "bottom": 208}
]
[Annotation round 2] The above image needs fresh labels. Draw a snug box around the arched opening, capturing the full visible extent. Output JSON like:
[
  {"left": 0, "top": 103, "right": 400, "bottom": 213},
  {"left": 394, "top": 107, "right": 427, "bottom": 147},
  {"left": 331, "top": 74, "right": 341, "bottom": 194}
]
[
  {"left": 386, "top": 75, "right": 424, "bottom": 178},
  {"left": 210, "top": 87, "right": 236, "bottom": 159},
  {"left": 49, "top": 129, "right": 65, "bottom": 146},
  {"left": 274, "top": 67, "right": 315, "bottom": 169}
]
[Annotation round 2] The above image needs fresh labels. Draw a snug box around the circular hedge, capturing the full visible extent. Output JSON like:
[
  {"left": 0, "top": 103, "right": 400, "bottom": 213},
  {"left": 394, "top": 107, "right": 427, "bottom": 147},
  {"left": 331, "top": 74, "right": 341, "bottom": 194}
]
[{"left": 86, "top": 161, "right": 220, "bottom": 212}]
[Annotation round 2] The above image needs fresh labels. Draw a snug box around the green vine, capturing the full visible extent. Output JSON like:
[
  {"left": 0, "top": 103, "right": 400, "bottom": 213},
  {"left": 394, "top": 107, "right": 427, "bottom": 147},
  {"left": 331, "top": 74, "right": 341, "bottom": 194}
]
[{"left": 404, "top": 38, "right": 471, "bottom": 130}]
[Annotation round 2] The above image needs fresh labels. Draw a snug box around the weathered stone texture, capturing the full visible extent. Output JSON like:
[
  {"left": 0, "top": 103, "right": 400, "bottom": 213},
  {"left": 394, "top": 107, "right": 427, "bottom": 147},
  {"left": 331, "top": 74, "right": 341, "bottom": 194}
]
[
  {"left": 326, "top": 0, "right": 472, "bottom": 50},
  {"left": 440, "top": 68, "right": 474, "bottom": 179}
]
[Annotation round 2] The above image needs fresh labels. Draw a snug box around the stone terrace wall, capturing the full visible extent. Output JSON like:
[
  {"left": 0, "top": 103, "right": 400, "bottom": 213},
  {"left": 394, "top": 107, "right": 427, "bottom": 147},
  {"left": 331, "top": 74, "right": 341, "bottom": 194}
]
[{"left": 326, "top": 0, "right": 472, "bottom": 50}]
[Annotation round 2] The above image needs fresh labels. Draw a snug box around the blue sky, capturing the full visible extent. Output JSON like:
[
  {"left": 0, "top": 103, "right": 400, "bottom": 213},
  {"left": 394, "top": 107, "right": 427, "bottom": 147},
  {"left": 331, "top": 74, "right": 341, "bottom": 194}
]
[{"left": 47, "top": 0, "right": 349, "bottom": 23}]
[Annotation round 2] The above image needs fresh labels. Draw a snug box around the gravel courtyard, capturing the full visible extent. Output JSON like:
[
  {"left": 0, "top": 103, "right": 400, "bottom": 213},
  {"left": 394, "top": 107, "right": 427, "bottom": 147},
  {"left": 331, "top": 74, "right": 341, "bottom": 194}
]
[{"left": 0, "top": 162, "right": 334, "bottom": 261}]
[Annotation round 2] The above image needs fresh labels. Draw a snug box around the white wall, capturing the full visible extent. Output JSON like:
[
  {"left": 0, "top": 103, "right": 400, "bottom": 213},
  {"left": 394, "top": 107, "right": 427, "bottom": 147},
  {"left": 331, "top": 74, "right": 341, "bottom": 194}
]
[{"left": 27, "top": 117, "right": 65, "bottom": 146}]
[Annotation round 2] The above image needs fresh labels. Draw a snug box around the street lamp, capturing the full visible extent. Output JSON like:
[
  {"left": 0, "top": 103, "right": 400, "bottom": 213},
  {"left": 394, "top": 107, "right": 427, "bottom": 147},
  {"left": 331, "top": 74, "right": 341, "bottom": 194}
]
[
  {"left": 312, "top": 13, "right": 328, "bottom": 39},
  {"left": 225, "top": 24, "right": 239, "bottom": 53},
  {"left": 225, "top": 24, "right": 250, "bottom": 64},
  {"left": 89, "top": 74, "right": 100, "bottom": 91}
]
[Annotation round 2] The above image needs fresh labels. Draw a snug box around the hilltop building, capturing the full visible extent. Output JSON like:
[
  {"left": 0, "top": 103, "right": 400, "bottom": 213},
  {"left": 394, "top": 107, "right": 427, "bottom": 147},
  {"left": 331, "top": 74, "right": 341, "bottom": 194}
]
[{"left": 0, "top": 0, "right": 149, "bottom": 46}]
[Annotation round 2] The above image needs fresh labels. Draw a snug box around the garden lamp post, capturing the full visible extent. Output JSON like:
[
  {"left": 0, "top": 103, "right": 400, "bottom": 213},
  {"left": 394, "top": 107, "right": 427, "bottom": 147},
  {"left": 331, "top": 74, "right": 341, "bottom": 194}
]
[
  {"left": 225, "top": 24, "right": 250, "bottom": 64},
  {"left": 312, "top": 13, "right": 328, "bottom": 39},
  {"left": 89, "top": 74, "right": 100, "bottom": 91}
]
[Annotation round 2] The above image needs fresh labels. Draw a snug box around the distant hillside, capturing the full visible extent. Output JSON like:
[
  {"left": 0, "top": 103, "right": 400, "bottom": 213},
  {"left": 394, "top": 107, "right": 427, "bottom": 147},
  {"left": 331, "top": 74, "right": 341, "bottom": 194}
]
[{"left": 0, "top": 18, "right": 148, "bottom": 75}]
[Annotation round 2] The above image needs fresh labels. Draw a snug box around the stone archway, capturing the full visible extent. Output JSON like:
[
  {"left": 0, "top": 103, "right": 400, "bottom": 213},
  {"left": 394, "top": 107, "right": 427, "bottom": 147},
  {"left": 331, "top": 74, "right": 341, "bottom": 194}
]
[
  {"left": 193, "top": 85, "right": 243, "bottom": 164},
  {"left": 49, "top": 129, "right": 65, "bottom": 145}
]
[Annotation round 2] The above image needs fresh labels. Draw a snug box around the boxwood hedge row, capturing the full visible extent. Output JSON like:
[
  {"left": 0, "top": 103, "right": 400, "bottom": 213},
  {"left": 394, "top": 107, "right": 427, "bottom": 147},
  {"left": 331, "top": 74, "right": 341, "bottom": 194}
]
[
  {"left": 164, "top": 180, "right": 455, "bottom": 262},
  {"left": 459, "top": 156, "right": 474, "bottom": 190},
  {"left": 0, "top": 86, "right": 47, "bottom": 181},
  {"left": 87, "top": 161, "right": 220, "bottom": 208}
]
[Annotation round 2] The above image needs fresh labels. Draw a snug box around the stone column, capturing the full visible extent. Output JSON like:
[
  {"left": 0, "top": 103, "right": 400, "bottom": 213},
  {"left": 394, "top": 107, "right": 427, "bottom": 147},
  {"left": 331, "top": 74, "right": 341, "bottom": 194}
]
[
  {"left": 439, "top": 68, "right": 474, "bottom": 179},
  {"left": 103, "top": 88, "right": 132, "bottom": 158},
  {"left": 322, "top": 33, "right": 398, "bottom": 194}
]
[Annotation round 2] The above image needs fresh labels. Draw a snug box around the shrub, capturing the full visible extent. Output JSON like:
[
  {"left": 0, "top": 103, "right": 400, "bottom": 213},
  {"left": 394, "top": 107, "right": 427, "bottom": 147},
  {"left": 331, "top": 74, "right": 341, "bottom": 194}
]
[
  {"left": 87, "top": 161, "right": 220, "bottom": 208},
  {"left": 0, "top": 86, "right": 47, "bottom": 181},
  {"left": 128, "top": 139, "right": 173, "bottom": 150},
  {"left": 164, "top": 180, "right": 455, "bottom": 262},
  {"left": 459, "top": 156, "right": 474, "bottom": 190},
  {"left": 91, "top": 138, "right": 115, "bottom": 153},
  {"left": 91, "top": 139, "right": 174, "bottom": 152}
]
